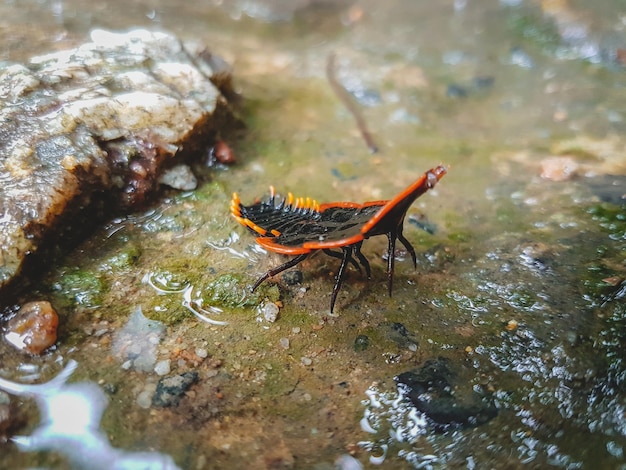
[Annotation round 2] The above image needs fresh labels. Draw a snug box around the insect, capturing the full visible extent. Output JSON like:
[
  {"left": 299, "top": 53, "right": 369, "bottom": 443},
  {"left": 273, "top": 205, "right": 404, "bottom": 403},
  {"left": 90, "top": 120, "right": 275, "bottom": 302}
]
[{"left": 231, "top": 165, "right": 447, "bottom": 312}]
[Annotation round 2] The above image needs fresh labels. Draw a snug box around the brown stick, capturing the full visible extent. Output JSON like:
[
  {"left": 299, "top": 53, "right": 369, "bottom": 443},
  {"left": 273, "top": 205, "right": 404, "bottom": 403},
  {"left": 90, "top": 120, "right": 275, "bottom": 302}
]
[{"left": 326, "top": 52, "right": 379, "bottom": 154}]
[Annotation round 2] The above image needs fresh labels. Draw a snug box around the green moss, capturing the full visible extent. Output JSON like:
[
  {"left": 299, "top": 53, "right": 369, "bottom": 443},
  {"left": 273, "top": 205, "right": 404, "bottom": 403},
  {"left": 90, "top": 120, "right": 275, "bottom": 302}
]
[
  {"left": 588, "top": 203, "right": 626, "bottom": 238},
  {"left": 448, "top": 231, "right": 470, "bottom": 243},
  {"left": 141, "top": 295, "right": 190, "bottom": 325},
  {"left": 151, "top": 258, "right": 203, "bottom": 287},
  {"left": 186, "top": 180, "right": 228, "bottom": 203},
  {"left": 201, "top": 274, "right": 280, "bottom": 309},
  {"left": 507, "top": 11, "right": 561, "bottom": 54},
  {"left": 54, "top": 269, "right": 108, "bottom": 308},
  {"left": 101, "top": 244, "right": 142, "bottom": 272}
]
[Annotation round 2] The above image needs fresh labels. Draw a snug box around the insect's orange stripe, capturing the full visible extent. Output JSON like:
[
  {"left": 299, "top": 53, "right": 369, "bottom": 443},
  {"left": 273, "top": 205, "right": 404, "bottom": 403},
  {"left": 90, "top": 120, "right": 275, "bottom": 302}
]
[
  {"left": 302, "top": 233, "right": 365, "bottom": 250},
  {"left": 256, "top": 237, "right": 312, "bottom": 255},
  {"left": 233, "top": 215, "right": 267, "bottom": 236},
  {"left": 318, "top": 201, "right": 363, "bottom": 211},
  {"left": 230, "top": 193, "right": 242, "bottom": 216},
  {"left": 362, "top": 200, "right": 388, "bottom": 207},
  {"left": 231, "top": 192, "right": 270, "bottom": 236}
]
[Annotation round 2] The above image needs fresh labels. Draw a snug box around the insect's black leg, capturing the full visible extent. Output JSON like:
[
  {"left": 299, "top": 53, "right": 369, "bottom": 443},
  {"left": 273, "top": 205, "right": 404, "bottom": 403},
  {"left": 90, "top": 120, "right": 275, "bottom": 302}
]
[
  {"left": 330, "top": 247, "right": 353, "bottom": 313},
  {"left": 386, "top": 231, "right": 398, "bottom": 296},
  {"left": 354, "top": 241, "right": 371, "bottom": 279},
  {"left": 397, "top": 223, "right": 417, "bottom": 269},
  {"left": 252, "top": 253, "right": 309, "bottom": 291},
  {"left": 324, "top": 249, "right": 362, "bottom": 274}
]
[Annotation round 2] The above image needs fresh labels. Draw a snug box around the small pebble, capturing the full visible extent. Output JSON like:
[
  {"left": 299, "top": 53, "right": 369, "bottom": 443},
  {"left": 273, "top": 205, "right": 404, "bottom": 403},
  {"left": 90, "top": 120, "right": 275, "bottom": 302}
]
[
  {"left": 292, "top": 327, "right": 301, "bottom": 334},
  {"left": 301, "top": 357, "right": 312, "bottom": 366},
  {"left": 282, "top": 270, "right": 303, "bottom": 285},
  {"left": 157, "top": 164, "right": 197, "bottom": 190},
  {"left": 506, "top": 319, "right": 519, "bottom": 331},
  {"left": 136, "top": 389, "right": 154, "bottom": 409},
  {"left": 210, "top": 140, "right": 236, "bottom": 165},
  {"left": 540, "top": 156, "right": 579, "bottom": 181},
  {"left": 152, "top": 372, "right": 199, "bottom": 407},
  {"left": 4, "top": 301, "right": 59, "bottom": 355},
  {"left": 136, "top": 382, "right": 158, "bottom": 409},
  {"left": 336, "top": 454, "right": 364, "bottom": 470},
  {"left": 279, "top": 337, "right": 290, "bottom": 349},
  {"left": 262, "top": 302, "right": 280, "bottom": 322},
  {"left": 195, "top": 348, "right": 208, "bottom": 358},
  {"left": 154, "top": 359, "right": 171, "bottom": 376},
  {"left": 354, "top": 334, "right": 370, "bottom": 352}
]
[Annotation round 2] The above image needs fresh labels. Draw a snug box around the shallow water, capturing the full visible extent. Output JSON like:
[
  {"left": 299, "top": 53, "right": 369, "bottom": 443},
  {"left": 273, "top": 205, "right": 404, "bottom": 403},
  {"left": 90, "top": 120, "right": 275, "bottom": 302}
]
[{"left": 1, "top": 0, "right": 625, "bottom": 468}]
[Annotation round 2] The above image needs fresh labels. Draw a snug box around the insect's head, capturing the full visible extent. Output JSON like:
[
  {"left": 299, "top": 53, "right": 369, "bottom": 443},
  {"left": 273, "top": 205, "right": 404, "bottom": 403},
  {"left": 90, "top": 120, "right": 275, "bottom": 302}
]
[{"left": 427, "top": 165, "right": 448, "bottom": 188}]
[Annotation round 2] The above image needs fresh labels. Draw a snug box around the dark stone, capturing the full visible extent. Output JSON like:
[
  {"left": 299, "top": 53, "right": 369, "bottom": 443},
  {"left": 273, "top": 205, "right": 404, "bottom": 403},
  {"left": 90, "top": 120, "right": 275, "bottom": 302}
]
[
  {"left": 379, "top": 322, "right": 418, "bottom": 350},
  {"left": 152, "top": 371, "right": 199, "bottom": 407},
  {"left": 446, "top": 84, "right": 468, "bottom": 98},
  {"left": 472, "top": 75, "right": 495, "bottom": 90},
  {"left": 396, "top": 357, "right": 498, "bottom": 428},
  {"left": 585, "top": 175, "right": 626, "bottom": 205},
  {"left": 353, "top": 334, "right": 370, "bottom": 352},
  {"left": 282, "top": 270, "right": 303, "bottom": 286}
]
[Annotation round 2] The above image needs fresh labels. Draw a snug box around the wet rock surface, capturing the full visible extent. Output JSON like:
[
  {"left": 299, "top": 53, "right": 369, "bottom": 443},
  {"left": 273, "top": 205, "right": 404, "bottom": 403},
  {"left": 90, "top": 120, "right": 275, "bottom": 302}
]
[
  {"left": 396, "top": 358, "right": 498, "bottom": 428},
  {"left": 1, "top": 1, "right": 625, "bottom": 469},
  {"left": 0, "top": 29, "right": 234, "bottom": 293}
]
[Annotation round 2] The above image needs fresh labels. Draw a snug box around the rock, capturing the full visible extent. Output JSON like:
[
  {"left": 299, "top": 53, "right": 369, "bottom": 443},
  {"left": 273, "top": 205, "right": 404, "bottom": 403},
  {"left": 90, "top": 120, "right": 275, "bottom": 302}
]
[
  {"left": 0, "top": 29, "right": 236, "bottom": 293},
  {"left": 4, "top": 301, "right": 59, "bottom": 355},
  {"left": 281, "top": 270, "right": 303, "bottom": 286},
  {"left": 111, "top": 307, "right": 165, "bottom": 373},
  {"left": 353, "top": 334, "right": 369, "bottom": 352},
  {"left": 261, "top": 301, "right": 280, "bottom": 322},
  {"left": 540, "top": 156, "right": 579, "bottom": 181},
  {"left": 152, "top": 372, "right": 199, "bottom": 407},
  {"left": 158, "top": 164, "right": 198, "bottom": 191},
  {"left": 396, "top": 357, "right": 498, "bottom": 428},
  {"left": 585, "top": 174, "right": 626, "bottom": 204},
  {"left": 379, "top": 322, "right": 418, "bottom": 351}
]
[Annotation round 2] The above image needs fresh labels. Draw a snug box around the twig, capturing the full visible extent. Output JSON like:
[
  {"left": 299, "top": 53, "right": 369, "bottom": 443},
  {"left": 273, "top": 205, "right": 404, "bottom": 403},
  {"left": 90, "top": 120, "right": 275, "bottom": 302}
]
[{"left": 326, "top": 52, "right": 379, "bottom": 154}]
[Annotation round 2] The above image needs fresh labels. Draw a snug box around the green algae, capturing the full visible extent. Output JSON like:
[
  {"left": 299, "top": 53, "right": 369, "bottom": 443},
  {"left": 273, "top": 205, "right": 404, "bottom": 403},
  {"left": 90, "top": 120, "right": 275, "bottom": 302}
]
[
  {"left": 588, "top": 203, "right": 626, "bottom": 241},
  {"left": 202, "top": 273, "right": 280, "bottom": 309},
  {"left": 53, "top": 268, "right": 108, "bottom": 308},
  {"left": 100, "top": 243, "right": 142, "bottom": 273},
  {"left": 141, "top": 294, "right": 190, "bottom": 325},
  {"left": 507, "top": 10, "right": 562, "bottom": 55}
]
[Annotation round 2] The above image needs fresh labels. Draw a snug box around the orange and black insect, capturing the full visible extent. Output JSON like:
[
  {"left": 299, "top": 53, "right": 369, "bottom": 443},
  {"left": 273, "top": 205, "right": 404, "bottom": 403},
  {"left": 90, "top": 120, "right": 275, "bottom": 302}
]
[{"left": 231, "top": 165, "right": 447, "bottom": 312}]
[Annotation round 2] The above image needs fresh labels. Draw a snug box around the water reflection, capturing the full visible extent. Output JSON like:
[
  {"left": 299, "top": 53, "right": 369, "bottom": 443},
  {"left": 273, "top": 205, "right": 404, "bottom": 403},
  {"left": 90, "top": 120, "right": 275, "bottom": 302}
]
[{"left": 0, "top": 360, "right": 180, "bottom": 469}]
